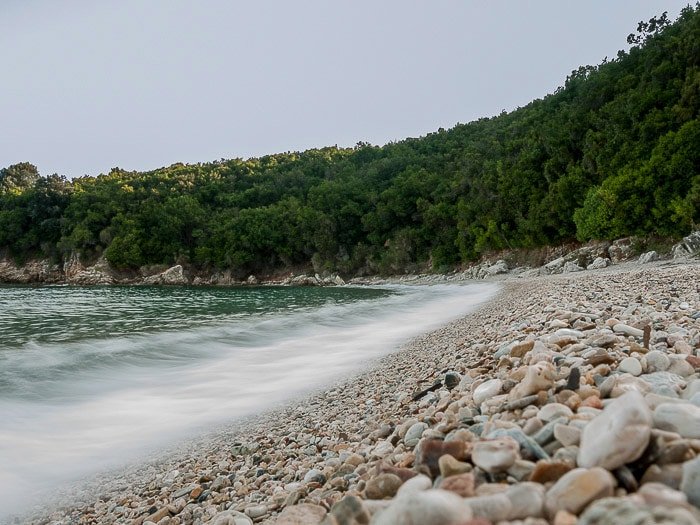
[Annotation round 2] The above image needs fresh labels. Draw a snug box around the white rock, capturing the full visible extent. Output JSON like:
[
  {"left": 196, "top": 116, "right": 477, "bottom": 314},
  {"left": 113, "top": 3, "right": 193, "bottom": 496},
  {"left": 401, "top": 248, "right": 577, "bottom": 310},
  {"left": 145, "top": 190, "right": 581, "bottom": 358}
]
[
  {"left": 510, "top": 362, "right": 555, "bottom": 398},
  {"left": 372, "top": 489, "right": 472, "bottom": 525},
  {"left": 578, "top": 390, "right": 652, "bottom": 469},
  {"left": 618, "top": 357, "right": 642, "bottom": 376},
  {"left": 587, "top": 257, "right": 610, "bottom": 270},
  {"left": 646, "top": 350, "right": 670, "bottom": 372},
  {"left": 506, "top": 482, "right": 545, "bottom": 519},
  {"left": 681, "top": 456, "right": 700, "bottom": 507},
  {"left": 653, "top": 403, "right": 700, "bottom": 438},
  {"left": 545, "top": 467, "right": 615, "bottom": 517},
  {"left": 538, "top": 403, "right": 574, "bottom": 422},
  {"left": 473, "top": 378, "right": 503, "bottom": 406},
  {"left": 563, "top": 261, "right": 584, "bottom": 273},
  {"left": 613, "top": 323, "right": 644, "bottom": 338},
  {"left": 463, "top": 493, "right": 512, "bottom": 522},
  {"left": 471, "top": 437, "right": 520, "bottom": 473},
  {"left": 404, "top": 423, "right": 428, "bottom": 448},
  {"left": 639, "top": 251, "right": 659, "bottom": 264}
]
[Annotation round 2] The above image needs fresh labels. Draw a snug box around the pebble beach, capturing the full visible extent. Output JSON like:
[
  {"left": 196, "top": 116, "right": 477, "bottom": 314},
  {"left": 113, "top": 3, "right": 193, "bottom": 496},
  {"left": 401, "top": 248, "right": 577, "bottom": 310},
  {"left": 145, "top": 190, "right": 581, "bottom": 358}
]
[{"left": 22, "top": 259, "right": 700, "bottom": 525}]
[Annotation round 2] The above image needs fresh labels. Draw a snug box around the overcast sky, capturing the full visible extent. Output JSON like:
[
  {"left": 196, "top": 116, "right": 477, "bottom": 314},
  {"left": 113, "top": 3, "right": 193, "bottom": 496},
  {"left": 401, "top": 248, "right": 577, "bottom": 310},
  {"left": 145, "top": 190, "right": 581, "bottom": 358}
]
[{"left": 0, "top": 1, "right": 691, "bottom": 178}]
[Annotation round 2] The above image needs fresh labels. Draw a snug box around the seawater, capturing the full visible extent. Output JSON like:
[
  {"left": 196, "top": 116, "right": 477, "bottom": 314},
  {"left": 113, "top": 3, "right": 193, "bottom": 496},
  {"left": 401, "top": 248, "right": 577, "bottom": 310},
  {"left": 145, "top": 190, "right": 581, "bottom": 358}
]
[{"left": 0, "top": 282, "right": 498, "bottom": 518}]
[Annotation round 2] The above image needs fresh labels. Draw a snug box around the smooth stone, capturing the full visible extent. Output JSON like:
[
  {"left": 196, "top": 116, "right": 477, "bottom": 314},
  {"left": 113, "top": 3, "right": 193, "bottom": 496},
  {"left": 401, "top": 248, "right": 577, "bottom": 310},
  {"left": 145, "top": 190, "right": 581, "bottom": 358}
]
[
  {"left": 643, "top": 371, "right": 685, "bottom": 397},
  {"left": 438, "top": 453, "right": 472, "bottom": 478},
  {"left": 646, "top": 350, "right": 671, "bottom": 372},
  {"left": 403, "top": 422, "right": 428, "bottom": 448},
  {"left": 211, "top": 511, "right": 254, "bottom": 525},
  {"left": 538, "top": 403, "right": 574, "bottom": 422},
  {"left": 444, "top": 372, "right": 461, "bottom": 390},
  {"left": 485, "top": 427, "right": 549, "bottom": 460},
  {"left": 654, "top": 403, "right": 700, "bottom": 438},
  {"left": 275, "top": 504, "right": 326, "bottom": 525},
  {"left": 396, "top": 474, "right": 432, "bottom": 496},
  {"left": 578, "top": 497, "right": 698, "bottom": 525},
  {"left": 529, "top": 460, "right": 573, "bottom": 484},
  {"left": 303, "top": 469, "right": 326, "bottom": 484},
  {"left": 510, "top": 362, "right": 556, "bottom": 398},
  {"left": 545, "top": 467, "right": 616, "bottom": 517},
  {"left": 613, "top": 323, "right": 644, "bottom": 338},
  {"left": 471, "top": 437, "right": 520, "bottom": 473},
  {"left": 681, "top": 456, "right": 700, "bottom": 507},
  {"left": 326, "top": 495, "right": 370, "bottom": 525},
  {"left": 244, "top": 505, "right": 267, "bottom": 519},
  {"left": 463, "top": 493, "right": 512, "bottom": 522},
  {"left": 438, "top": 472, "right": 475, "bottom": 497},
  {"left": 414, "top": 438, "right": 470, "bottom": 478},
  {"left": 507, "top": 459, "right": 536, "bottom": 481},
  {"left": 638, "top": 482, "right": 690, "bottom": 507},
  {"left": 554, "top": 424, "right": 581, "bottom": 446},
  {"left": 642, "top": 463, "right": 684, "bottom": 489},
  {"left": 506, "top": 482, "right": 545, "bottom": 520},
  {"left": 473, "top": 379, "right": 503, "bottom": 406},
  {"left": 511, "top": 340, "right": 535, "bottom": 358},
  {"left": 618, "top": 357, "right": 642, "bottom": 376},
  {"left": 578, "top": 390, "right": 652, "bottom": 469},
  {"left": 372, "top": 489, "right": 472, "bottom": 525},
  {"left": 364, "top": 473, "right": 402, "bottom": 500}
]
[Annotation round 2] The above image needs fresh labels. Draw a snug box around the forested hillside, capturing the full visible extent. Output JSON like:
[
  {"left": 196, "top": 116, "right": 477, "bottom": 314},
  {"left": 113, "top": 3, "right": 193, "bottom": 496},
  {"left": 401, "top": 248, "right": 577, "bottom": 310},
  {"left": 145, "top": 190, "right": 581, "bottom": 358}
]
[{"left": 1, "top": 6, "right": 699, "bottom": 277}]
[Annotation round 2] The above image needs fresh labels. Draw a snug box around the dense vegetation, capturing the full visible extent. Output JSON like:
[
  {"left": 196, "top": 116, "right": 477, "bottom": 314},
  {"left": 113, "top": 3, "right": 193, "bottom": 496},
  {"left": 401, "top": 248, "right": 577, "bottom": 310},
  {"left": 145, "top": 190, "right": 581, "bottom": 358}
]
[{"left": 1, "top": 6, "right": 699, "bottom": 276}]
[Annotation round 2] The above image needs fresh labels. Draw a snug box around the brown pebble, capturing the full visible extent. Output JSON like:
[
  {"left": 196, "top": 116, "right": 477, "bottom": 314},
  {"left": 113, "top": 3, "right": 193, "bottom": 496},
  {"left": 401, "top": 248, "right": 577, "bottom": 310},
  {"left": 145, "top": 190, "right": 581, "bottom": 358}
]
[
  {"left": 414, "top": 438, "right": 471, "bottom": 478},
  {"left": 580, "top": 395, "right": 603, "bottom": 409},
  {"left": 529, "top": 460, "right": 573, "bottom": 484},
  {"left": 439, "top": 472, "right": 475, "bottom": 497}
]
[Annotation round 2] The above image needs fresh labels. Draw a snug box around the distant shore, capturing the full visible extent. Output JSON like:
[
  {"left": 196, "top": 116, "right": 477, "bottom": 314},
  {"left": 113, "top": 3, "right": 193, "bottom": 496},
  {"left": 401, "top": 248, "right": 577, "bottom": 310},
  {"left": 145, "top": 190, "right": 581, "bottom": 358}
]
[{"left": 15, "top": 258, "right": 700, "bottom": 524}]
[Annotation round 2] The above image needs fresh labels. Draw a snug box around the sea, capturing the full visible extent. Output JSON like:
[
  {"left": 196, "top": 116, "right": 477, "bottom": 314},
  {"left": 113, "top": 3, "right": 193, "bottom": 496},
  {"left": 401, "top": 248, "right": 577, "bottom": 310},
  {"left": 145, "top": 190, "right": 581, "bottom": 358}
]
[{"left": 0, "top": 282, "right": 498, "bottom": 519}]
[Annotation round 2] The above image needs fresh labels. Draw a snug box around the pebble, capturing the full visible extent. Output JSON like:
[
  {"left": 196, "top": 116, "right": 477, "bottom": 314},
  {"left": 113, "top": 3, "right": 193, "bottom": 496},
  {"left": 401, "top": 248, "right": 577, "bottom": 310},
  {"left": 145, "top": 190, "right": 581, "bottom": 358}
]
[
  {"left": 471, "top": 437, "right": 520, "bottom": 473},
  {"left": 363, "top": 473, "right": 402, "bottom": 499},
  {"left": 681, "top": 456, "right": 700, "bottom": 507},
  {"left": 27, "top": 263, "right": 700, "bottom": 525},
  {"left": 544, "top": 467, "right": 616, "bottom": 517},
  {"left": 618, "top": 357, "right": 642, "bottom": 376},
  {"left": 274, "top": 504, "right": 326, "bottom": 524},
  {"left": 578, "top": 390, "right": 652, "bottom": 469},
  {"left": 371, "top": 489, "right": 472, "bottom": 525},
  {"left": 654, "top": 403, "right": 700, "bottom": 438},
  {"left": 472, "top": 378, "right": 503, "bottom": 406}
]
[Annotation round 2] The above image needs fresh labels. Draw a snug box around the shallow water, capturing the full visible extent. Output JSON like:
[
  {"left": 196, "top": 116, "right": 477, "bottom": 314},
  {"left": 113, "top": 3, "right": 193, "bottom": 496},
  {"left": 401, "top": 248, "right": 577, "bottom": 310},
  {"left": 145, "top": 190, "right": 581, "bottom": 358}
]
[{"left": 0, "top": 282, "right": 498, "bottom": 518}]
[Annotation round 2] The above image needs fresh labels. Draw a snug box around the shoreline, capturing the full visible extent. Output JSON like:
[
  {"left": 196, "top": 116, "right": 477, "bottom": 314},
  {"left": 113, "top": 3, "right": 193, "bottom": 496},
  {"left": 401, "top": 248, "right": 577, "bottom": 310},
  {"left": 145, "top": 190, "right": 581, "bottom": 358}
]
[{"left": 15, "top": 259, "right": 700, "bottom": 524}]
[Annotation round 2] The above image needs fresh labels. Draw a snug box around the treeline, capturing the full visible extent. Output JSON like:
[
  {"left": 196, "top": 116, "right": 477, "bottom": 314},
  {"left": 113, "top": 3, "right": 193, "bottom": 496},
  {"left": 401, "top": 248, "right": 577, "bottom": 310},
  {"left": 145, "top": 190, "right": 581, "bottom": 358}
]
[{"left": 1, "top": 6, "right": 699, "bottom": 276}]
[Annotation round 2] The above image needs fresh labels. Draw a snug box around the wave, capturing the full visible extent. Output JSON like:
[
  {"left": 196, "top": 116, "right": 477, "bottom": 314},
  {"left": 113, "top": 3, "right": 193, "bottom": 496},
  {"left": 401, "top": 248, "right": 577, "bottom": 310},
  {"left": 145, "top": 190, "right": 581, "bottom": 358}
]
[{"left": 0, "top": 282, "right": 498, "bottom": 519}]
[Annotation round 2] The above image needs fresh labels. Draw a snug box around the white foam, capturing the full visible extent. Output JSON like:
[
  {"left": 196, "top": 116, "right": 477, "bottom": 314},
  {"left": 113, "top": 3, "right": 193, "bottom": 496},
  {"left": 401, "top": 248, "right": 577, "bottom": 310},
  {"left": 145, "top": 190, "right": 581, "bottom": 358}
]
[{"left": 0, "top": 282, "right": 498, "bottom": 518}]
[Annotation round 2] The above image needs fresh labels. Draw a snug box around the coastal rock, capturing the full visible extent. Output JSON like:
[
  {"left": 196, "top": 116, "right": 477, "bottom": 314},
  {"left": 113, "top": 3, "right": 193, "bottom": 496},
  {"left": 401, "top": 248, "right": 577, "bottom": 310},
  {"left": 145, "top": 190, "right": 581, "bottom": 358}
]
[
  {"left": 639, "top": 251, "right": 660, "bottom": 264},
  {"left": 578, "top": 390, "right": 652, "bottom": 469},
  {"left": 545, "top": 467, "right": 616, "bottom": 517},
  {"left": 672, "top": 231, "right": 700, "bottom": 258},
  {"left": 142, "top": 265, "right": 187, "bottom": 285},
  {"left": 438, "top": 453, "right": 472, "bottom": 478},
  {"left": 586, "top": 257, "right": 610, "bottom": 270}
]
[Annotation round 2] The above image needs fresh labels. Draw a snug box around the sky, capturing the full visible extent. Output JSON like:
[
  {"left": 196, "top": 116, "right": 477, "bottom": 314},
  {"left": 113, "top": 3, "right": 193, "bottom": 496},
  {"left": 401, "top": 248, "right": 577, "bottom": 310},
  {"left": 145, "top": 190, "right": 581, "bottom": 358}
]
[{"left": 0, "top": 1, "right": 692, "bottom": 178}]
